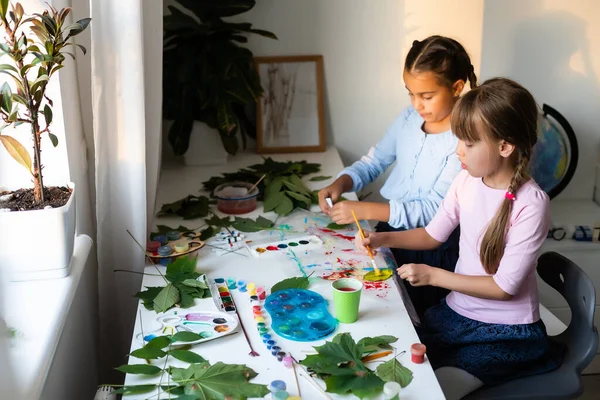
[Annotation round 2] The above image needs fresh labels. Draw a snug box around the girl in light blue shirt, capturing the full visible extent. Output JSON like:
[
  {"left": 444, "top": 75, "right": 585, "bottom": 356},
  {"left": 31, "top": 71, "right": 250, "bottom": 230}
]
[{"left": 319, "top": 35, "right": 477, "bottom": 317}]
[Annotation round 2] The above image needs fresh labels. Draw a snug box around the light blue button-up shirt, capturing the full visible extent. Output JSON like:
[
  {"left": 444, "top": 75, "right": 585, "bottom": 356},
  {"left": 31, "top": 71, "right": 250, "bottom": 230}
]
[{"left": 339, "top": 106, "right": 462, "bottom": 229}]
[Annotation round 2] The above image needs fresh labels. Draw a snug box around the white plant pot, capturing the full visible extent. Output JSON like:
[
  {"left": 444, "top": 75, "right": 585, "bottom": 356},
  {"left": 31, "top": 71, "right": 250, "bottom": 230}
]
[
  {"left": 183, "top": 121, "right": 229, "bottom": 166},
  {"left": 0, "top": 183, "right": 76, "bottom": 281}
]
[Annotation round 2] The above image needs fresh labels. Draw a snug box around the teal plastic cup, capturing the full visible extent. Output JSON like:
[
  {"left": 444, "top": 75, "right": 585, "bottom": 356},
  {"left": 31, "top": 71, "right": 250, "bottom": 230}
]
[{"left": 332, "top": 278, "right": 363, "bottom": 323}]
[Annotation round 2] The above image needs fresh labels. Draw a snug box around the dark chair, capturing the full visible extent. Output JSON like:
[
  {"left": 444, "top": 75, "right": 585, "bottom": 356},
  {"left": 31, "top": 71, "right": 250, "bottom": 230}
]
[{"left": 463, "top": 251, "right": 598, "bottom": 400}]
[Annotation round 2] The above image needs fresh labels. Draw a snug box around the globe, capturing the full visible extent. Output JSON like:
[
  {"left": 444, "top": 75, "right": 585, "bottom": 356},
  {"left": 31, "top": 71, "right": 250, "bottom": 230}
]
[{"left": 530, "top": 106, "right": 577, "bottom": 199}]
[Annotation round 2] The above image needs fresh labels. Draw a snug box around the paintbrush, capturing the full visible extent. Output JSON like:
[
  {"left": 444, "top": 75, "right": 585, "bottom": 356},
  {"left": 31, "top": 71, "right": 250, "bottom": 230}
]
[
  {"left": 247, "top": 174, "right": 266, "bottom": 195},
  {"left": 350, "top": 210, "right": 381, "bottom": 276}
]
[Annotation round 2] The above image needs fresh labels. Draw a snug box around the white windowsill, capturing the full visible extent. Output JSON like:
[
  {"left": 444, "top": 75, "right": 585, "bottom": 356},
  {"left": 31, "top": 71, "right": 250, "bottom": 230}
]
[{"left": 5, "top": 235, "right": 93, "bottom": 400}]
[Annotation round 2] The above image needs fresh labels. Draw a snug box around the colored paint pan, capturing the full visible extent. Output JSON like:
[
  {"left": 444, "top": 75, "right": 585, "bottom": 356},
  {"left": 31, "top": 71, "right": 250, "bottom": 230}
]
[{"left": 364, "top": 269, "right": 393, "bottom": 282}]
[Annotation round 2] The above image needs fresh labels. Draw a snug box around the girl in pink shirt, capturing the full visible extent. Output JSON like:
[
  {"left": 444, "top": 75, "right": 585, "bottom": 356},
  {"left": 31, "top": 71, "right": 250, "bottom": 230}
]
[{"left": 356, "top": 78, "right": 563, "bottom": 398}]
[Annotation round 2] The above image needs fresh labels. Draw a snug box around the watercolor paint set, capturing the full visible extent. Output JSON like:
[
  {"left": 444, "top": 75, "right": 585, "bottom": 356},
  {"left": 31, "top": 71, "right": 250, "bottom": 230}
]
[
  {"left": 210, "top": 278, "right": 237, "bottom": 312},
  {"left": 264, "top": 288, "right": 337, "bottom": 342},
  {"left": 136, "top": 307, "right": 238, "bottom": 346},
  {"left": 248, "top": 235, "right": 323, "bottom": 257}
]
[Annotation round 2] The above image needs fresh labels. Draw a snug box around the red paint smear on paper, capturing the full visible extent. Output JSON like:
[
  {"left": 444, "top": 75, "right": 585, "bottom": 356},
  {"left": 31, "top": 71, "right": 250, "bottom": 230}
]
[
  {"left": 363, "top": 280, "right": 391, "bottom": 298},
  {"left": 342, "top": 249, "right": 354, "bottom": 252},
  {"left": 321, "top": 269, "right": 354, "bottom": 280},
  {"left": 318, "top": 228, "right": 355, "bottom": 242}
]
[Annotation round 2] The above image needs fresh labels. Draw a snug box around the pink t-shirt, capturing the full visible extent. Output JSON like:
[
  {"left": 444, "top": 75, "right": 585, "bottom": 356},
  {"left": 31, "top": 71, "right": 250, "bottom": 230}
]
[{"left": 425, "top": 170, "right": 549, "bottom": 324}]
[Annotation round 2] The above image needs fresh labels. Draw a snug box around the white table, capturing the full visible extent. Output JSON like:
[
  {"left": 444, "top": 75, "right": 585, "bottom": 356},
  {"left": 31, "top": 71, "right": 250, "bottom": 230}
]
[{"left": 124, "top": 147, "right": 445, "bottom": 399}]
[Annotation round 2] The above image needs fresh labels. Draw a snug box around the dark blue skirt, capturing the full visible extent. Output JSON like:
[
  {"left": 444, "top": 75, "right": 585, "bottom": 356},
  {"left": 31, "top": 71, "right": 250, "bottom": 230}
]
[
  {"left": 417, "top": 300, "right": 565, "bottom": 385},
  {"left": 375, "top": 222, "right": 460, "bottom": 318}
]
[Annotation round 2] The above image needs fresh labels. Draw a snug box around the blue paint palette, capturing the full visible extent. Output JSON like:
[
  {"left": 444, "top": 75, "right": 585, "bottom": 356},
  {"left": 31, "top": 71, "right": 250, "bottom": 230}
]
[{"left": 264, "top": 289, "right": 337, "bottom": 342}]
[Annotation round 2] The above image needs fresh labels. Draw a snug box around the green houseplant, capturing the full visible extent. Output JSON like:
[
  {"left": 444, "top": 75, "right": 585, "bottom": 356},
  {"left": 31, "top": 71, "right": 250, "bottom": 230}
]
[
  {"left": 163, "top": 0, "right": 276, "bottom": 158},
  {"left": 0, "top": 1, "right": 90, "bottom": 281},
  {"left": 0, "top": 1, "right": 89, "bottom": 205}
]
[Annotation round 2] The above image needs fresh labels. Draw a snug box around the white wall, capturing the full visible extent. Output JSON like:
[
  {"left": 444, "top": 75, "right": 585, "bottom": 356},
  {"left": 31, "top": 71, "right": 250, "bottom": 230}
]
[
  {"left": 481, "top": 0, "right": 600, "bottom": 200},
  {"left": 238, "top": 0, "right": 484, "bottom": 201},
  {"left": 0, "top": 0, "right": 71, "bottom": 191}
]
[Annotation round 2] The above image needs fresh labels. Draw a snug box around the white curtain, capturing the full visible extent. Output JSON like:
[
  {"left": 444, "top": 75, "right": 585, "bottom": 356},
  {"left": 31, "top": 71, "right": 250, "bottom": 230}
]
[{"left": 90, "top": 0, "right": 163, "bottom": 383}]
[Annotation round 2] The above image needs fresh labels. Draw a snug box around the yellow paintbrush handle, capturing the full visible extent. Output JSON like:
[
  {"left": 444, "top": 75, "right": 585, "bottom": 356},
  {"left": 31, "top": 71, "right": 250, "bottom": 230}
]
[{"left": 351, "top": 210, "right": 374, "bottom": 259}]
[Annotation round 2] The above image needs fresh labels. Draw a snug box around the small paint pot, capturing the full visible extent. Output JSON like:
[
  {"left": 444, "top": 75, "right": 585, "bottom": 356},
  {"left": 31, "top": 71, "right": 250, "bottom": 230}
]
[
  {"left": 146, "top": 240, "right": 160, "bottom": 252},
  {"left": 247, "top": 282, "right": 256, "bottom": 291},
  {"left": 282, "top": 355, "right": 293, "bottom": 368},
  {"left": 259, "top": 327, "right": 269, "bottom": 335},
  {"left": 383, "top": 381, "right": 402, "bottom": 398},
  {"left": 227, "top": 277, "right": 237, "bottom": 289},
  {"left": 249, "top": 289, "right": 257, "bottom": 296},
  {"left": 262, "top": 333, "right": 272, "bottom": 343},
  {"left": 254, "top": 316, "right": 265, "bottom": 323},
  {"left": 257, "top": 322, "right": 266, "bottom": 329},
  {"left": 276, "top": 351, "right": 286, "bottom": 361},
  {"left": 268, "top": 380, "right": 286, "bottom": 393},
  {"left": 252, "top": 305, "right": 262, "bottom": 312},
  {"left": 157, "top": 245, "right": 172, "bottom": 256},
  {"left": 166, "top": 230, "right": 181, "bottom": 241},
  {"left": 250, "top": 295, "right": 259, "bottom": 302},
  {"left": 272, "top": 390, "right": 289, "bottom": 399},
  {"left": 257, "top": 287, "right": 266, "bottom": 300},
  {"left": 215, "top": 278, "right": 225, "bottom": 284},
  {"left": 174, "top": 242, "right": 189, "bottom": 253},
  {"left": 152, "top": 235, "right": 168, "bottom": 245},
  {"left": 239, "top": 285, "right": 247, "bottom": 293},
  {"left": 271, "top": 346, "right": 281, "bottom": 355},
  {"left": 266, "top": 339, "right": 276, "bottom": 349},
  {"left": 411, "top": 343, "right": 426, "bottom": 364}
]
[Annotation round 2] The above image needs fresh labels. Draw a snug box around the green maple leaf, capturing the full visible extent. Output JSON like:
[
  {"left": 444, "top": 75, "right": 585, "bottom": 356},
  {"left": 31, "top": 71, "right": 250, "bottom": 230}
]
[
  {"left": 204, "top": 215, "right": 231, "bottom": 228},
  {"left": 376, "top": 358, "right": 413, "bottom": 388},
  {"left": 231, "top": 216, "right": 274, "bottom": 232},
  {"left": 171, "top": 362, "right": 269, "bottom": 400},
  {"left": 150, "top": 224, "right": 192, "bottom": 239},
  {"left": 153, "top": 283, "right": 180, "bottom": 313},
  {"left": 358, "top": 335, "right": 398, "bottom": 352},
  {"left": 134, "top": 286, "right": 164, "bottom": 310},
  {"left": 300, "top": 333, "right": 389, "bottom": 399},
  {"left": 165, "top": 255, "right": 198, "bottom": 282},
  {"left": 271, "top": 276, "right": 310, "bottom": 293}
]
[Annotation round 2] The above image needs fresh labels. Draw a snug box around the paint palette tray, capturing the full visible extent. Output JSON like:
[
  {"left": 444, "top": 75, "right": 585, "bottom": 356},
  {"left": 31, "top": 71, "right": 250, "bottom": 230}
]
[
  {"left": 264, "top": 289, "right": 337, "bottom": 342},
  {"left": 135, "top": 307, "right": 238, "bottom": 346},
  {"left": 249, "top": 235, "right": 323, "bottom": 257}
]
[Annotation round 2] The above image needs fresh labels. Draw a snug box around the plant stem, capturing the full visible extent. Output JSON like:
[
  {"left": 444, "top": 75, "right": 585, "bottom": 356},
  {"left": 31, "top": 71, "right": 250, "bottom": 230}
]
[{"left": 126, "top": 229, "right": 168, "bottom": 284}]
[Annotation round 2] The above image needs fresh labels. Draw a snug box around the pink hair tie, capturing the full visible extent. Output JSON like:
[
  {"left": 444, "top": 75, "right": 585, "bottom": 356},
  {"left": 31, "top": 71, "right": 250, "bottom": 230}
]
[{"left": 505, "top": 191, "right": 516, "bottom": 201}]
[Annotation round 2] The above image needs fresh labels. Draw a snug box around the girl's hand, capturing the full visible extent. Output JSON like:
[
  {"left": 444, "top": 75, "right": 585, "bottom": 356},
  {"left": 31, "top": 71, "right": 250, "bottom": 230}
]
[
  {"left": 318, "top": 175, "right": 353, "bottom": 215},
  {"left": 397, "top": 263, "right": 436, "bottom": 286},
  {"left": 330, "top": 200, "right": 361, "bottom": 224},
  {"left": 354, "top": 230, "right": 381, "bottom": 256}
]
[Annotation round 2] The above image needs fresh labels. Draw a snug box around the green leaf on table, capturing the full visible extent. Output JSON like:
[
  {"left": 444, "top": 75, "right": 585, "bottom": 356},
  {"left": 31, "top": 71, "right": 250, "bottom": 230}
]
[
  {"left": 130, "top": 346, "right": 167, "bottom": 360},
  {"left": 274, "top": 195, "right": 294, "bottom": 216},
  {"left": 300, "top": 333, "right": 386, "bottom": 399},
  {"left": 112, "top": 384, "right": 158, "bottom": 395},
  {"left": 199, "top": 225, "right": 216, "bottom": 240},
  {"left": 310, "top": 175, "right": 332, "bottom": 181},
  {"left": 150, "top": 224, "right": 192, "bottom": 239},
  {"left": 170, "top": 349, "right": 206, "bottom": 364},
  {"left": 231, "top": 216, "right": 274, "bottom": 232},
  {"left": 271, "top": 276, "right": 309, "bottom": 293},
  {"left": 153, "top": 283, "right": 180, "bottom": 313},
  {"left": 358, "top": 335, "right": 398, "bottom": 351},
  {"left": 145, "top": 335, "right": 173, "bottom": 350},
  {"left": 375, "top": 358, "right": 413, "bottom": 388},
  {"left": 285, "top": 190, "right": 311, "bottom": 207},
  {"left": 165, "top": 255, "right": 198, "bottom": 281},
  {"left": 204, "top": 214, "right": 231, "bottom": 228},
  {"left": 264, "top": 176, "right": 283, "bottom": 197},
  {"left": 171, "top": 362, "right": 269, "bottom": 399},
  {"left": 172, "top": 331, "right": 204, "bottom": 342},
  {"left": 157, "top": 195, "right": 212, "bottom": 220},
  {"left": 282, "top": 179, "right": 310, "bottom": 198},
  {"left": 182, "top": 278, "right": 207, "bottom": 288},
  {"left": 134, "top": 286, "right": 164, "bottom": 311},
  {"left": 116, "top": 364, "right": 162, "bottom": 375},
  {"left": 327, "top": 222, "right": 351, "bottom": 230},
  {"left": 263, "top": 190, "right": 284, "bottom": 212}
]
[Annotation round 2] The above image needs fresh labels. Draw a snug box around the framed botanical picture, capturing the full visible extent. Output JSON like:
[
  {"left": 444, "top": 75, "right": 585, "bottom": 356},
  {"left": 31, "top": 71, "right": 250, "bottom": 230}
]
[{"left": 255, "top": 55, "right": 326, "bottom": 153}]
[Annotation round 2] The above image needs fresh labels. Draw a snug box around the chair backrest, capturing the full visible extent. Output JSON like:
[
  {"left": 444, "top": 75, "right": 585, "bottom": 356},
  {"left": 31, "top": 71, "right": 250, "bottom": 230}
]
[{"left": 537, "top": 251, "right": 599, "bottom": 373}]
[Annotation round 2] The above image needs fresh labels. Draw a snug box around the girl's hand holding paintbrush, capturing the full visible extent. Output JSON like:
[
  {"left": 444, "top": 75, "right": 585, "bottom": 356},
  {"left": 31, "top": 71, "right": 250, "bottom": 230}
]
[{"left": 354, "top": 230, "right": 384, "bottom": 256}]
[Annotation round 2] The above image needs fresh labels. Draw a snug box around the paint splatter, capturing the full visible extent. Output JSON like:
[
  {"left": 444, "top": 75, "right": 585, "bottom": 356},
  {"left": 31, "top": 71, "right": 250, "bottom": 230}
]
[
  {"left": 342, "top": 249, "right": 354, "bottom": 252},
  {"left": 321, "top": 269, "right": 355, "bottom": 280},
  {"left": 317, "top": 228, "right": 355, "bottom": 242},
  {"left": 288, "top": 250, "right": 307, "bottom": 277},
  {"left": 305, "top": 264, "right": 320, "bottom": 269},
  {"left": 363, "top": 280, "right": 391, "bottom": 298}
]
